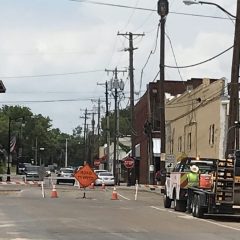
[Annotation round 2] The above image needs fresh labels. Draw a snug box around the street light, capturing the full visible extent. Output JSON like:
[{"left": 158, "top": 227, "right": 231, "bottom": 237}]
[
  {"left": 157, "top": 0, "right": 169, "bottom": 182},
  {"left": 39, "top": 147, "right": 45, "bottom": 166},
  {"left": 183, "top": 1, "right": 236, "bottom": 18}
]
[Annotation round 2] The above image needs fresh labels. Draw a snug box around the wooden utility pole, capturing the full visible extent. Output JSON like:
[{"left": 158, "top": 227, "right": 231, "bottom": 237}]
[
  {"left": 226, "top": 0, "right": 240, "bottom": 156},
  {"left": 80, "top": 108, "right": 90, "bottom": 164},
  {"left": 118, "top": 32, "right": 144, "bottom": 185},
  {"left": 105, "top": 68, "right": 126, "bottom": 184}
]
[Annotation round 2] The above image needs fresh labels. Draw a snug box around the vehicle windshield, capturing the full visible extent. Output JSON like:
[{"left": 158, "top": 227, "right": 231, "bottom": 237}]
[
  {"left": 25, "top": 166, "right": 39, "bottom": 172},
  {"left": 61, "top": 169, "right": 73, "bottom": 173},
  {"left": 183, "top": 160, "right": 216, "bottom": 173},
  {"left": 99, "top": 172, "right": 113, "bottom": 176}
]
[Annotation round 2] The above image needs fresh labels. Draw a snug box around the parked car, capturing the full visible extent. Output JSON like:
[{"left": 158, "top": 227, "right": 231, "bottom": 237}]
[
  {"left": 95, "top": 172, "right": 115, "bottom": 186},
  {"left": 45, "top": 167, "right": 51, "bottom": 177},
  {"left": 24, "top": 165, "right": 41, "bottom": 181},
  {"left": 56, "top": 168, "right": 75, "bottom": 185},
  {"left": 18, "top": 162, "right": 31, "bottom": 175}
]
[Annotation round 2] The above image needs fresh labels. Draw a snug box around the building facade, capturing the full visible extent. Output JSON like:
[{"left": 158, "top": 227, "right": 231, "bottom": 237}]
[
  {"left": 133, "top": 78, "right": 213, "bottom": 184},
  {"left": 165, "top": 78, "right": 228, "bottom": 160}
]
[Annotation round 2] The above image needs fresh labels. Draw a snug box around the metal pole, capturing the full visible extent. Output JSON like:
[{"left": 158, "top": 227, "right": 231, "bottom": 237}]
[
  {"left": 65, "top": 138, "right": 68, "bottom": 168},
  {"left": 7, "top": 117, "right": 11, "bottom": 181},
  {"left": 160, "top": 16, "right": 166, "bottom": 160},
  {"left": 35, "top": 137, "right": 38, "bottom": 165}
]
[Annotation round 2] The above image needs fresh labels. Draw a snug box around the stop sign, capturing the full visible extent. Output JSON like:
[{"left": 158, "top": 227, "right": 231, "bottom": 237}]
[{"left": 123, "top": 157, "right": 134, "bottom": 169}]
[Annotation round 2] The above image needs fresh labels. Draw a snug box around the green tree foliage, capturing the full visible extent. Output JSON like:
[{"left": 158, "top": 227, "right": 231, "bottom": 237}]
[
  {"left": 100, "top": 107, "right": 131, "bottom": 145},
  {"left": 0, "top": 105, "right": 85, "bottom": 168}
]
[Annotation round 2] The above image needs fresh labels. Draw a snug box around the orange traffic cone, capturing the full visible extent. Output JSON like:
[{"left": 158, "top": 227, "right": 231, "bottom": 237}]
[
  {"left": 111, "top": 187, "right": 118, "bottom": 200},
  {"left": 51, "top": 185, "right": 58, "bottom": 198},
  {"left": 89, "top": 182, "right": 95, "bottom": 189}
]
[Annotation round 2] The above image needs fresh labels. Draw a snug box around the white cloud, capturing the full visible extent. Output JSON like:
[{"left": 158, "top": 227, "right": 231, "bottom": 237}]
[{"left": 0, "top": 0, "right": 237, "bottom": 133}]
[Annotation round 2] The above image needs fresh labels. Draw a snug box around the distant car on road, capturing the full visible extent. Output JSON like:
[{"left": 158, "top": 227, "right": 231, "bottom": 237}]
[
  {"left": 24, "top": 165, "right": 41, "bottom": 181},
  {"left": 18, "top": 162, "right": 31, "bottom": 175},
  {"left": 95, "top": 171, "right": 115, "bottom": 186},
  {"left": 56, "top": 168, "right": 75, "bottom": 185}
]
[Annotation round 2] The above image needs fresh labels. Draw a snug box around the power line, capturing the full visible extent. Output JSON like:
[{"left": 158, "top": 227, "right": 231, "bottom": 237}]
[
  {"left": 165, "top": 32, "right": 184, "bottom": 82},
  {"left": 70, "top": 0, "right": 234, "bottom": 20},
  {"left": 0, "top": 69, "right": 104, "bottom": 78},
  {"left": 0, "top": 97, "right": 105, "bottom": 104},
  {"left": 165, "top": 45, "right": 233, "bottom": 69}
]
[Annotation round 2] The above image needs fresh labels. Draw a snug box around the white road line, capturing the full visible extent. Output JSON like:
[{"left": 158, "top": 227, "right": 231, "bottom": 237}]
[
  {"left": 150, "top": 206, "right": 166, "bottom": 211},
  {"left": 0, "top": 224, "right": 16, "bottom": 228},
  {"left": 197, "top": 218, "right": 240, "bottom": 232},
  {"left": 151, "top": 206, "right": 240, "bottom": 232},
  {"left": 118, "top": 193, "right": 131, "bottom": 200}
]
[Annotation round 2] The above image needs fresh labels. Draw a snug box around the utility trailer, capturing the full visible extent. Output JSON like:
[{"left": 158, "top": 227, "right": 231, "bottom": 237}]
[
  {"left": 186, "top": 158, "right": 240, "bottom": 218},
  {"left": 164, "top": 156, "right": 240, "bottom": 218}
]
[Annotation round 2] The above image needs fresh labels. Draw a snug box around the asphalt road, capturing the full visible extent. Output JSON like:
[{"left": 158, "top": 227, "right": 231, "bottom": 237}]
[{"left": 0, "top": 184, "right": 240, "bottom": 240}]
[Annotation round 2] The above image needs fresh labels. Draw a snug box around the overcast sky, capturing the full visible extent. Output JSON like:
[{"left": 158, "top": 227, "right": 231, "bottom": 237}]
[{"left": 0, "top": 0, "right": 236, "bottom": 134}]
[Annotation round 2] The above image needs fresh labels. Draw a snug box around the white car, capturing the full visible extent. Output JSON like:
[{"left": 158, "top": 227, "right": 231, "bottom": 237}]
[
  {"left": 95, "top": 172, "right": 115, "bottom": 186},
  {"left": 94, "top": 169, "right": 108, "bottom": 175},
  {"left": 56, "top": 168, "right": 75, "bottom": 185}
]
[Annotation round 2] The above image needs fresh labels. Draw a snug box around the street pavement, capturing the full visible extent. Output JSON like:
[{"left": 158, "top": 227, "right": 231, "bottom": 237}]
[{"left": 0, "top": 182, "right": 240, "bottom": 240}]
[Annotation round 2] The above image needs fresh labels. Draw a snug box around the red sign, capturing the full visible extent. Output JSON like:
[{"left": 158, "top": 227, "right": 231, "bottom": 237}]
[
  {"left": 74, "top": 164, "right": 98, "bottom": 188},
  {"left": 94, "top": 159, "right": 101, "bottom": 167},
  {"left": 123, "top": 157, "right": 135, "bottom": 169}
]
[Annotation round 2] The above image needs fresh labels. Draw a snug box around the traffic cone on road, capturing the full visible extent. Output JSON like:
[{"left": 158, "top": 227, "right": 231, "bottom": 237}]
[
  {"left": 51, "top": 185, "right": 58, "bottom": 198},
  {"left": 111, "top": 187, "right": 118, "bottom": 200}
]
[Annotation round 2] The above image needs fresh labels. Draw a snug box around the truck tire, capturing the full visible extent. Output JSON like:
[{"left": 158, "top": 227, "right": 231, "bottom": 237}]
[
  {"left": 173, "top": 192, "right": 186, "bottom": 212},
  {"left": 164, "top": 194, "right": 171, "bottom": 208},
  {"left": 192, "top": 194, "right": 198, "bottom": 217},
  {"left": 195, "top": 195, "right": 204, "bottom": 218}
]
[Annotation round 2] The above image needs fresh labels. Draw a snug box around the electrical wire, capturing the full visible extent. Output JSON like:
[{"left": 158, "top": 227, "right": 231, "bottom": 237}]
[
  {"left": 165, "top": 45, "right": 233, "bottom": 69},
  {"left": 138, "top": 24, "right": 160, "bottom": 94},
  {"left": 165, "top": 32, "right": 184, "bottom": 82},
  {"left": 69, "top": 0, "right": 234, "bottom": 20},
  {"left": 0, "top": 69, "right": 104, "bottom": 79}
]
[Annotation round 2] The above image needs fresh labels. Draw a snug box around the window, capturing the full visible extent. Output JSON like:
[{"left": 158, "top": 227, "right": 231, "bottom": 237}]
[
  {"left": 178, "top": 136, "right": 182, "bottom": 152},
  {"left": 209, "top": 124, "right": 215, "bottom": 145},
  {"left": 170, "top": 138, "right": 174, "bottom": 154},
  {"left": 187, "top": 132, "right": 191, "bottom": 151}
]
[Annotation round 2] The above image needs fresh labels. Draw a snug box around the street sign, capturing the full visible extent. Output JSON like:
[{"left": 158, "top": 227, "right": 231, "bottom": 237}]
[
  {"left": 123, "top": 157, "right": 134, "bottom": 169},
  {"left": 74, "top": 164, "right": 97, "bottom": 188}
]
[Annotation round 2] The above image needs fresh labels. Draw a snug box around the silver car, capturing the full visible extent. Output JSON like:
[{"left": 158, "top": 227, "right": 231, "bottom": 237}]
[
  {"left": 56, "top": 168, "right": 75, "bottom": 185},
  {"left": 95, "top": 172, "right": 115, "bottom": 186}
]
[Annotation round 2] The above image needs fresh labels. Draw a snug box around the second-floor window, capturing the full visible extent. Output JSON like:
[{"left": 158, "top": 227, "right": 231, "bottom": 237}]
[
  {"left": 209, "top": 124, "right": 215, "bottom": 145},
  {"left": 187, "top": 132, "right": 191, "bottom": 151},
  {"left": 178, "top": 136, "right": 182, "bottom": 152}
]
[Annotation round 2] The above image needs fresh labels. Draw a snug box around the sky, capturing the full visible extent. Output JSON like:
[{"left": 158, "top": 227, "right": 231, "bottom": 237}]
[{"left": 0, "top": 0, "right": 237, "bottom": 134}]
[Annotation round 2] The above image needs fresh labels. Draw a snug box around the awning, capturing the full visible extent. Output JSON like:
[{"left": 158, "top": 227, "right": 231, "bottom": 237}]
[{"left": 153, "top": 138, "right": 160, "bottom": 157}]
